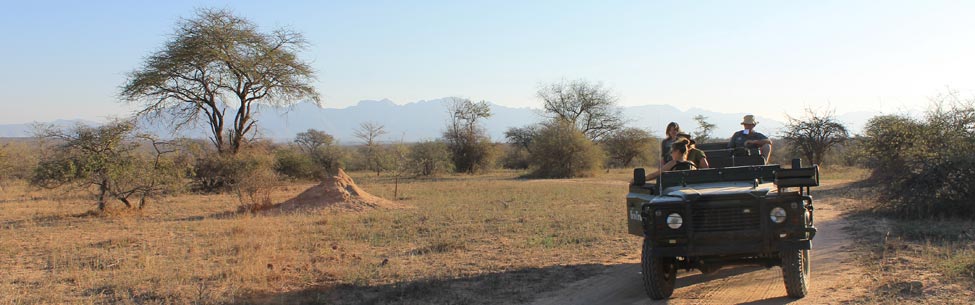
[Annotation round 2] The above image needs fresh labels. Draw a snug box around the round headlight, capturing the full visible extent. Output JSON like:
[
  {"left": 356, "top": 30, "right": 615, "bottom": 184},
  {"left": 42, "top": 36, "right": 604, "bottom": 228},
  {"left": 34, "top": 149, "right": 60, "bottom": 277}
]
[
  {"left": 666, "top": 213, "right": 683, "bottom": 229},
  {"left": 771, "top": 207, "right": 787, "bottom": 224}
]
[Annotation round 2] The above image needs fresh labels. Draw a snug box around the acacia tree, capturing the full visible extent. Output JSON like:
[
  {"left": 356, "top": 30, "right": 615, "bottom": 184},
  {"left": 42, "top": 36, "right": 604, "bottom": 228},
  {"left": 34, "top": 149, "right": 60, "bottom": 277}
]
[
  {"left": 602, "top": 127, "right": 655, "bottom": 167},
  {"left": 693, "top": 115, "right": 716, "bottom": 143},
  {"left": 782, "top": 108, "right": 850, "bottom": 165},
  {"left": 354, "top": 122, "right": 388, "bottom": 176},
  {"left": 504, "top": 125, "right": 539, "bottom": 153},
  {"left": 443, "top": 98, "right": 494, "bottom": 174},
  {"left": 537, "top": 79, "right": 624, "bottom": 141},
  {"left": 295, "top": 129, "right": 334, "bottom": 154},
  {"left": 294, "top": 129, "right": 342, "bottom": 176},
  {"left": 501, "top": 124, "right": 540, "bottom": 169},
  {"left": 121, "top": 8, "right": 320, "bottom": 155}
]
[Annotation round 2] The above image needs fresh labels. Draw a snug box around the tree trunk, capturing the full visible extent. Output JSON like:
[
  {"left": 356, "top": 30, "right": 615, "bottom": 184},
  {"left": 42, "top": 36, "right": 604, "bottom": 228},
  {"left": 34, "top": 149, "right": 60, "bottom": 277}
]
[
  {"left": 118, "top": 197, "right": 132, "bottom": 209},
  {"left": 97, "top": 182, "right": 108, "bottom": 211}
]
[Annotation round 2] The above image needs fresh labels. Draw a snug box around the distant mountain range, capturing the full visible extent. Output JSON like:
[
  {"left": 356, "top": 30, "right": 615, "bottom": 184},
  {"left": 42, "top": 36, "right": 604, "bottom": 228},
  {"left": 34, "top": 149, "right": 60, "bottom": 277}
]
[{"left": 0, "top": 98, "right": 877, "bottom": 143}]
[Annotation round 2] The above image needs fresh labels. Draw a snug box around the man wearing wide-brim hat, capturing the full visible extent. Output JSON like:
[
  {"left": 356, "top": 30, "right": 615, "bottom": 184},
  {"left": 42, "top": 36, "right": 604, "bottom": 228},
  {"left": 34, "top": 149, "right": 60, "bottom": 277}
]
[{"left": 727, "top": 114, "right": 773, "bottom": 162}]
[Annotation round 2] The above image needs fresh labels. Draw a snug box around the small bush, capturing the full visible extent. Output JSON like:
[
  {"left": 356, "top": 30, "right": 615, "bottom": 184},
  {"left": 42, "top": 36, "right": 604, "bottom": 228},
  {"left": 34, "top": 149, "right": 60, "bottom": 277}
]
[
  {"left": 407, "top": 140, "right": 453, "bottom": 176},
  {"left": 193, "top": 149, "right": 277, "bottom": 193},
  {"left": 527, "top": 120, "right": 604, "bottom": 178},
  {"left": 500, "top": 144, "right": 531, "bottom": 170},
  {"left": 234, "top": 153, "right": 280, "bottom": 212},
  {"left": 274, "top": 147, "right": 317, "bottom": 180},
  {"left": 193, "top": 154, "right": 240, "bottom": 192},
  {"left": 0, "top": 142, "right": 39, "bottom": 184}
]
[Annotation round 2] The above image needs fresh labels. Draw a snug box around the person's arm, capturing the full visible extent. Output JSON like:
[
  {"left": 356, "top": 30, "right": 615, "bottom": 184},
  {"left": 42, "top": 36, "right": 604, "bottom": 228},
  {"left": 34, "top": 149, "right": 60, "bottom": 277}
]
[
  {"left": 745, "top": 138, "right": 772, "bottom": 146},
  {"left": 745, "top": 132, "right": 771, "bottom": 147},
  {"left": 648, "top": 159, "right": 678, "bottom": 180},
  {"left": 662, "top": 159, "right": 677, "bottom": 171},
  {"left": 746, "top": 133, "right": 772, "bottom": 161},
  {"left": 698, "top": 156, "right": 710, "bottom": 169},
  {"left": 760, "top": 142, "right": 772, "bottom": 163}
]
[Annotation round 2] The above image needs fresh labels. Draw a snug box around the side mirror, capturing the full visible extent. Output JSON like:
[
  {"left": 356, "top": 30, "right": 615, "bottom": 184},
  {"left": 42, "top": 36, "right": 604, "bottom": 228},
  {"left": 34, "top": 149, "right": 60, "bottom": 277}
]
[{"left": 633, "top": 168, "right": 646, "bottom": 186}]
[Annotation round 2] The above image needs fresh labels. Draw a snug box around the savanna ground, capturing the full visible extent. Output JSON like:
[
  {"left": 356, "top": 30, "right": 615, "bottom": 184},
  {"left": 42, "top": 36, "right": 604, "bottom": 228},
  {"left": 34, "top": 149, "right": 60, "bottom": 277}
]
[{"left": 1, "top": 168, "right": 973, "bottom": 304}]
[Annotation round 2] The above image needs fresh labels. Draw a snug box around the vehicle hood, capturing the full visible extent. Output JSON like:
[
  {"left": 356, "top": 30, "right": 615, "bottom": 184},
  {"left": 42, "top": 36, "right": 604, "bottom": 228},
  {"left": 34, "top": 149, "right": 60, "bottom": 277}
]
[{"left": 660, "top": 181, "right": 775, "bottom": 201}]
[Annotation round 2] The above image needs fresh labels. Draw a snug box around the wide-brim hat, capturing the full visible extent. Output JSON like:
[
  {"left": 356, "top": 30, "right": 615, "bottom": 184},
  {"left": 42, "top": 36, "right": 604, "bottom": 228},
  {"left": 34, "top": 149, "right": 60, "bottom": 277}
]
[
  {"left": 741, "top": 115, "right": 759, "bottom": 125},
  {"left": 677, "top": 133, "right": 695, "bottom": 145}
]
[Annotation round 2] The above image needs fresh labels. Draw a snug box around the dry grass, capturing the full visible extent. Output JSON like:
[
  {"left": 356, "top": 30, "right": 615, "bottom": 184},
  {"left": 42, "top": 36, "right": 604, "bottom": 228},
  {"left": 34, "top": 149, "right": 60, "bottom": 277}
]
[
  {"left": 0, "top": 170, "right": 638, "bottom": 304},
  {"left": 826, "top": 180, "right": 975, "bottom": 304}
]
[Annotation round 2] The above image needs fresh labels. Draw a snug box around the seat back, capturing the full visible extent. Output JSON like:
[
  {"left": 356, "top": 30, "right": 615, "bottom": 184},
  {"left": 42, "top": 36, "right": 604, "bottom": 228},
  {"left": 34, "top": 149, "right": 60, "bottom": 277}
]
[
  {"left": 659, "top": 165, "right": 780, "bottom": 190},
  {"left": 701, "top": 147, "right": 765, "bottom": 168},
  {"left": 706, "top": 148, "right": 735, "bottom": 168},
  {"left": 695, "top": 142, "right": 728, "bottom": 151}
]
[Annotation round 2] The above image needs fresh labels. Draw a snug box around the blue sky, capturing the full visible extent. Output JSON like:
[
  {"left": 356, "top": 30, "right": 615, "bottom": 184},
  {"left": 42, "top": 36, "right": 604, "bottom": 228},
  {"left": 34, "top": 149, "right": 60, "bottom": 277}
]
[{"left": 3, "top": 0, "right": 975, "bottom": 124}]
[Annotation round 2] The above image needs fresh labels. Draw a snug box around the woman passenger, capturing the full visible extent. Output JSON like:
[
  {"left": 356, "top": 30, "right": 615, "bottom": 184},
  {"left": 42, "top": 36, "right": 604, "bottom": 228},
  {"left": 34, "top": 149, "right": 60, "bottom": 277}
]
[
  {"left": 660, "top": 122, "right": 681, "bottom": 167},
  {"left": 649, "top": 139, "right": 697, "bottom": 180}
]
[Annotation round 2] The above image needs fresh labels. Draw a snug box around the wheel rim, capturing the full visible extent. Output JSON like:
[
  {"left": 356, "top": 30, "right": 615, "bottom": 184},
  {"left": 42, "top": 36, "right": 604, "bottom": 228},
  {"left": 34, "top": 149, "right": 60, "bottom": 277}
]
[{"left": 663, "top": 260, "right": 675, "bottom": 281}]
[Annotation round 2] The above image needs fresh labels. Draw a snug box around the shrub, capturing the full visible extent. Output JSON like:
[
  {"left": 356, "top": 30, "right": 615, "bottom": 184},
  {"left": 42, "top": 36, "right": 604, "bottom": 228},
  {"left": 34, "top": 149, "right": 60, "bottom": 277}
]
[
  {"left": 500, "top": 144, "right": 531, "bottom": 170},
  {"left": 527, "top": 120, "right": 604, "bottom": 178},
  {"left": 408, "top": 140, "right": 453, "bottom": 176},
  {"left": 0, "top": 142, "right": 39, "bottom": 185},
  {"left": 193, "top": 149, "right": 276, "bottom": 193},
  {"left": 31, "top": 121, "right": 183, "bottom": 210},
  {"left": 862, "top": 98, "right": 975, "bottom": 218},
  {"left": 234, "top": 152, "right": 280, "bottom": 212},
  {"left": 274, "top": 147, "right": 317, "bottom": 180},
  {"left": 294, "top": 129, "right": 345, "bottom": 176}
]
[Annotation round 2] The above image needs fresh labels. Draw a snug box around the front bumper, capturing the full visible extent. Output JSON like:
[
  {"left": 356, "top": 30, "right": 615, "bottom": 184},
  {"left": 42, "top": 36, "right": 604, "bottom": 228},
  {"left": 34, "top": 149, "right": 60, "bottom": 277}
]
[{"left": 650, "top": 226, "right": 816, "bottom": 257}]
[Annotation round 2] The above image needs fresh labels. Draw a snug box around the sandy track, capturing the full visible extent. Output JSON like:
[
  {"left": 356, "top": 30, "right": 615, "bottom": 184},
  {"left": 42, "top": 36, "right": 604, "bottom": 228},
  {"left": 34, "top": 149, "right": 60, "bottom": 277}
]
[{"left": 530, "top": 182, "right": 868, "bottom": 305}]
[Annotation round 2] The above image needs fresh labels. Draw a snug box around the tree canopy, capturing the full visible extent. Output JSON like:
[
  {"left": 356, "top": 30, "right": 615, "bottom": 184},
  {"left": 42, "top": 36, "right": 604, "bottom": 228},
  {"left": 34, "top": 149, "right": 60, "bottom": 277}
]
[
  {"left": 120, "top": 8, "right": 320, "bottom": 154},
  {"left": 537, "top": 79, "right": 624, "bottom": 141},
  {"left": 782, "top": 108, "right": 849, "bottom": 165}
]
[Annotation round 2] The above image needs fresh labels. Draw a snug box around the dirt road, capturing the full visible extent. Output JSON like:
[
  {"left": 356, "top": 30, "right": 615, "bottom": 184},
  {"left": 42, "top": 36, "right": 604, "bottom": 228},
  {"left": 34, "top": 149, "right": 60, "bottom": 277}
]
[{"left": 531, "top": 182, "right": 868, "bottom": 305}]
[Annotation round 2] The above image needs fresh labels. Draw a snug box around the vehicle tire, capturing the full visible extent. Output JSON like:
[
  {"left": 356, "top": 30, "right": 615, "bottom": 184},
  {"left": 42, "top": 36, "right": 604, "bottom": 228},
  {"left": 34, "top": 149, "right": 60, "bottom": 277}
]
[
  {"left": 781, "top": 248, "right": 810, "bottom": 298},
  {"left": 641, "top": 238, "right": 676, "bottom": 300}
]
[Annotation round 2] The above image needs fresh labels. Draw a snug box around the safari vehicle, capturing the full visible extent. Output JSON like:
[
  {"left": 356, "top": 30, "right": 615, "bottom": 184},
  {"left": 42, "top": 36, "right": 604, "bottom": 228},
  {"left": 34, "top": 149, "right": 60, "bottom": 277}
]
[{"left": 626, "top": 143, "right": 820, "bottom": 299}]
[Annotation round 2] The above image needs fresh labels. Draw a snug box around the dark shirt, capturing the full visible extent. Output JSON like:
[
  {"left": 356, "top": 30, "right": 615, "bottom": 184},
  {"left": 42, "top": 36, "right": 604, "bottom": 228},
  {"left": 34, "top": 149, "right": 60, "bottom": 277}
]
[
  {"left": 727, "top": 130, "right": 768, "bottom": 149},
  {"left": 671, "top": 161, "right": 697, "bottom": 171},
  {"left": 661, "top": 137, "right": 677, "bottom": 163}
]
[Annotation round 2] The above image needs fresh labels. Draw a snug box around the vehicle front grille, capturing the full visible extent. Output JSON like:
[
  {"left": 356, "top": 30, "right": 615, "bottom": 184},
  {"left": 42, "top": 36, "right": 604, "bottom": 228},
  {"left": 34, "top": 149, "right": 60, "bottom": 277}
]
[{"left": 691, "top": 205, "right": 761, "bottom": 232}]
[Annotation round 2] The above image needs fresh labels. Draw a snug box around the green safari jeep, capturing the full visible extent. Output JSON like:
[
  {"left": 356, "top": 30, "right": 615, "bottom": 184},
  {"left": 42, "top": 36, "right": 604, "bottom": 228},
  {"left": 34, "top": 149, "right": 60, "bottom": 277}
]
[{"left": 627, "top": 144, "right": 819, "bottom": 300}]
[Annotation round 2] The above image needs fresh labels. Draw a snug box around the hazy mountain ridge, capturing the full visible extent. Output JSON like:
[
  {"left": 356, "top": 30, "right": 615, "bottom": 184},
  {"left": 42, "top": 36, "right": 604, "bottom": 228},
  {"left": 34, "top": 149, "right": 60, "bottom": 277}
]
[{"left": 0, "top": 98, "right": 873, "bottom": 142}]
